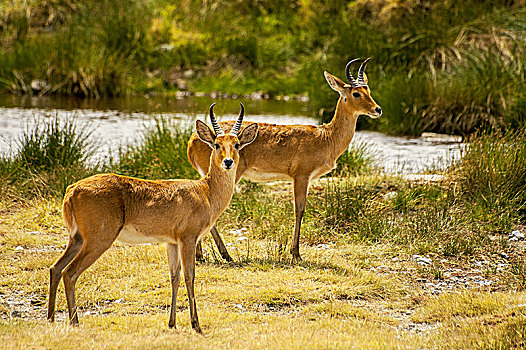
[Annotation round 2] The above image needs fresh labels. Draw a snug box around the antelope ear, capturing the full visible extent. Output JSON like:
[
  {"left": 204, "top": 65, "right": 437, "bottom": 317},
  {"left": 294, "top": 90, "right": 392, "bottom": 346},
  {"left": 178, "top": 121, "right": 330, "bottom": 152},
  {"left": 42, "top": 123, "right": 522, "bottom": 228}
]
[
  {"left": 196, "top": 120, "right": 215, "bottom": 148},
  {"left": 238, "top": 122, "right": 258, "bottom": 150},
  {"left": 324, "top": 71, "right": 346, "bottom": 96},
  {"left": 362, "top": 72, "right": 368, "bottom": 84}
]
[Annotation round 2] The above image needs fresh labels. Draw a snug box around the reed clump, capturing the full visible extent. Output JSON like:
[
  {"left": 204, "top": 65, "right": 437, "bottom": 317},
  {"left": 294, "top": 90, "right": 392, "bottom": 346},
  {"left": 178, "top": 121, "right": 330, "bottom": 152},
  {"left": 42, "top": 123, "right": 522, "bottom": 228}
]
[{"left": 1, "top": 0, "right": 524, "bottom": 135}]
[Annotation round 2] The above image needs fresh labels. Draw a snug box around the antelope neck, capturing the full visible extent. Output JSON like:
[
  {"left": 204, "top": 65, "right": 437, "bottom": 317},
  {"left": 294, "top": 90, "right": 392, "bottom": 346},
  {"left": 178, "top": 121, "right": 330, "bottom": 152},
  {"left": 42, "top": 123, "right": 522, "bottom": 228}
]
[
  {"left": 201, "top": 162, "right": 237, "bottom": 217},
  {"left": 324, "top": 97, "right": 360, "bottom": 158}
]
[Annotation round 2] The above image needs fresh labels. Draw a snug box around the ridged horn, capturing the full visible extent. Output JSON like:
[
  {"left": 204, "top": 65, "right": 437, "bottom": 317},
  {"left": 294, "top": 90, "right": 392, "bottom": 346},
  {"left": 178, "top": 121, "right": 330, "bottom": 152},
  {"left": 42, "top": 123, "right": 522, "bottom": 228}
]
[
  {"left": 229, "top": 102, "right": 245, "bottom": 136},
  {"left": 357, "top": 57, "right": 371, "bottom": 86},
  {"left": 209, "top": 103, "right": 224, "bottom": 136},
  {"left": 345, "top": 58, "right": 361, "bottom": 87}
]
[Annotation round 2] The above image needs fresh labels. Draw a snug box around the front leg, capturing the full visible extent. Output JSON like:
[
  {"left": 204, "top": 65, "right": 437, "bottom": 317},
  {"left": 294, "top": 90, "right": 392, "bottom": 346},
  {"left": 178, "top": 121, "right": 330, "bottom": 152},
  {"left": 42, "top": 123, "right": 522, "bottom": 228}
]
[
  {"left": 179, "top": 238, "right": 202, "bottom": 334},
  {"left": 167, "top": 243, "right": 181, "bottom": 328},
  {"left": 291, "top": 175, "right": 310, "bottom": 262}
]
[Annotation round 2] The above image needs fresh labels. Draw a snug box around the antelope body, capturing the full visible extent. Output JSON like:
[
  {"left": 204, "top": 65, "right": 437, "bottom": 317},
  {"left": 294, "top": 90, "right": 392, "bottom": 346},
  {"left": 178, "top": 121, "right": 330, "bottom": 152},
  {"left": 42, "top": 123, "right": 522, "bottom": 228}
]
[
  {"left": 47, "top": 104, "right": 258, "bottom": 333},
  {"left": 187, "top": 59, "right": 382, "bottom": 261}
]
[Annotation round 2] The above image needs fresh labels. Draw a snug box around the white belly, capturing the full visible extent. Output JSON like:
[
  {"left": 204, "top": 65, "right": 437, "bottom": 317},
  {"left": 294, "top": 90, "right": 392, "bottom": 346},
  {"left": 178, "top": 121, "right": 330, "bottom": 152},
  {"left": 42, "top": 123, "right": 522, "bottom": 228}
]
[
  {"left": 117, "top": 225, "right": 176, "bottom": 245},
  {"left": 243, "top": 169, "right": 292, "bottom": 182}
]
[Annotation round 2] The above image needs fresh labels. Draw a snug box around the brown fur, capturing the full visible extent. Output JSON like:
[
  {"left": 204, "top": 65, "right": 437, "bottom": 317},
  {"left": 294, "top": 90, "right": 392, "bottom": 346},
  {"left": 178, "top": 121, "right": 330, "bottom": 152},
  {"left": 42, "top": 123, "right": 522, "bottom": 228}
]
[
  {"left": 187, "top": 71, "right": 381, "bottom": 261},
  {"left": 47, "top": 120, "right": 258, "bottom": 334}
]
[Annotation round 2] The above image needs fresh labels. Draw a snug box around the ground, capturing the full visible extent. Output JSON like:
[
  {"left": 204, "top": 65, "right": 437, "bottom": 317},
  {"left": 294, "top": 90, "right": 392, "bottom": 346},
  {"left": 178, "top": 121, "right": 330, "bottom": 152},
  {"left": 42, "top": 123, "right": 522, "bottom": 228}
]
[{"left": 0, "top": 179, "right": 525, "bottom": 349}]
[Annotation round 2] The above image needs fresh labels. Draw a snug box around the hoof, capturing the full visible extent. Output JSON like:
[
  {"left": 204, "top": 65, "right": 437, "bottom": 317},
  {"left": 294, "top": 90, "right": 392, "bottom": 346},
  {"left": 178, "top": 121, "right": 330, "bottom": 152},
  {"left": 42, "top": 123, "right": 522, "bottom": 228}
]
[
  {"left": 291, "top": 254, "right": 302, "bottom": 263},
  {"left": 192, "top": 321, "right": 203, "bottom": 335},
  {"left": 222, "top": 253, "right": 234, "bottom": 263}
]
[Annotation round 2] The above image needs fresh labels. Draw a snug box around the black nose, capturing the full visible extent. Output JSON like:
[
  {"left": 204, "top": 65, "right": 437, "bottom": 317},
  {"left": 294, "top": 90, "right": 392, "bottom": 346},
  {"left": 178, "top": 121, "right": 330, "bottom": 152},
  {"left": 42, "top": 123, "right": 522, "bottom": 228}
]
[
  {"left": 375, "top": 107, "right": 382, "bottom": 115},
  {"left": 223, "top": 159, "right": 234, "bottom": 168}
]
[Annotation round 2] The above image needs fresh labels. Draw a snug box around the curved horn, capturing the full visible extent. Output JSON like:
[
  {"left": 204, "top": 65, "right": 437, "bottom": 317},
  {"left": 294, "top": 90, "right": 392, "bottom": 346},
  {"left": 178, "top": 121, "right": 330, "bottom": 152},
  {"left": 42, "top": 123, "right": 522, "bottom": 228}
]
[
  {"left": 357, "top": 57, "right": 371, "bottom": 86},
  {"left": 230, "top": 102, "right": 245, "bottom": 136},
  {"left": 345, "top": 58, "right": 361, "bottom": 87},
  {"left": 209, "top": 103, "right": 225, "bottom": 136}
]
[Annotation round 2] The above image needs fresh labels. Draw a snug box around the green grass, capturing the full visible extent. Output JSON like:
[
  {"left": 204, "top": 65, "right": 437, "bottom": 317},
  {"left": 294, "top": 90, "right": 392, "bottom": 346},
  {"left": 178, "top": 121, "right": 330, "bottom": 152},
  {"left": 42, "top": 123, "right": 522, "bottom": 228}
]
[
  {"left": 1, "top": 110, "right": 526, "bottom": 347},
  {"left": 453, "top": 130, "right": 526, "bottom": 231},
  {"left": 112, "top": 118, "right": 197, "bottom": 180},
  {"left": 1, "top": 1, "right": 524, "bottom": 135},
  {"left": 0, "top": 114, "right": 97, "bottom": 197},
  {"left": 1, "top": 176, "right": 525, "bottom": 349}
]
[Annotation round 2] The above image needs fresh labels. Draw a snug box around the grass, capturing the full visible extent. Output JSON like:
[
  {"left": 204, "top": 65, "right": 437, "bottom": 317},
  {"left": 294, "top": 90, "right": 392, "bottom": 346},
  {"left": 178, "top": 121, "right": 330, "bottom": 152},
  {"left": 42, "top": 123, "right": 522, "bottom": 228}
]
[
  {"left": 112, "top": 118, "right": 197, "bottom": 180},
  {"left": 1, "top": 1, "right": 524, "bottom": 135},
  {"left": 1, "top": 111, "right": 526, "bottom": 348},
  {"left": 0, "top": 114, "right": 97, "bottom": 198},
  {"left": 1, "top": 177, "right": 526, "bottom": 349}
]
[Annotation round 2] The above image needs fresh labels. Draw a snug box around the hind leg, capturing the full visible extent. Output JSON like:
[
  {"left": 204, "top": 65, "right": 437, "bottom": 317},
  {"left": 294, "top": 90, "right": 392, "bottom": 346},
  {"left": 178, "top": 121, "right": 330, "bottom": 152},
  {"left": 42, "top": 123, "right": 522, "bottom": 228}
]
[
  {"left": 167, "top": 243, "right": 181, "bottom": 328},
  {"left": 61, "top": 227, "right": 119, "bottom": 325},
  {"left": 48, "top": 233, "right": 83, "bottom": 321}
]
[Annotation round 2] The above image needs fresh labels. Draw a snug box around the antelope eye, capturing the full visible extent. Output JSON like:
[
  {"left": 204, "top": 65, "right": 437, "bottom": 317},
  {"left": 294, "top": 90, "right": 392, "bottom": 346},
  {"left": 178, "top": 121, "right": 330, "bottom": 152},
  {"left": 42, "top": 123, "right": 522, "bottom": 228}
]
[
  {"left": 352, "top": 92, "right": 361, "bottom": 98},
  {"left": 234, "top": 143, "right": 240, "bottom": 150},
  {"left": 214, "top": 143, "right": 220, "bottom": 150}
]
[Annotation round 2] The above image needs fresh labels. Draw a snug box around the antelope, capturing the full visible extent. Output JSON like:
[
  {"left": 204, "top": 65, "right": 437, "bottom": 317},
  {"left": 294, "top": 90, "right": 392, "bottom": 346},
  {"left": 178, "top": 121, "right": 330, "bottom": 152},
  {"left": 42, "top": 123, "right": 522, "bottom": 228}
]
[
  {"left": 188, "top": 58, "right": 382, "bottom": 262},
  {"left": 47, "top": 104, "right": 258, "bottom": 334}
]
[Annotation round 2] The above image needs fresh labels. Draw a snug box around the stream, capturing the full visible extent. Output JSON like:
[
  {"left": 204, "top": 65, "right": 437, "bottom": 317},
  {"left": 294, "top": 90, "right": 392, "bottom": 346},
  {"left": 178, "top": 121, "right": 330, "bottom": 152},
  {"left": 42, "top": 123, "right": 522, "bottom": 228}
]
[{"left": 0, "top": 94, "right": 462, "bottom": 174}]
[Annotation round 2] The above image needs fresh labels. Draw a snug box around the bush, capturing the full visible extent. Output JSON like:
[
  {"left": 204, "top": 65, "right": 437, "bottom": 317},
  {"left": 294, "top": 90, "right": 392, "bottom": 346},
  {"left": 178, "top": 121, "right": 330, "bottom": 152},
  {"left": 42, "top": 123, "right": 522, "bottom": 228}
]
[
  {"left": 113, "top": 118, "right": 197, "bottom": 180},
  {"left": 0, "top": 114, "right": 96, "bottom": 197},
  {"left": 453, "top": 130, "right": 526, "bottom": 223}
]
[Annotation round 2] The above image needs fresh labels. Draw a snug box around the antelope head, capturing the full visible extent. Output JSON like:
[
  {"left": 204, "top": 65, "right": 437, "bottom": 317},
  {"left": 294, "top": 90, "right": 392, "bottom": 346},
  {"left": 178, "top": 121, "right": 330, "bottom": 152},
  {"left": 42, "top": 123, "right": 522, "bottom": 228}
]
[
  {"left": 196, "top": 103, "right": 258, "bottom": 171},
  {"left": 324, "top": 58, "right": 382, "bottom": 119}
]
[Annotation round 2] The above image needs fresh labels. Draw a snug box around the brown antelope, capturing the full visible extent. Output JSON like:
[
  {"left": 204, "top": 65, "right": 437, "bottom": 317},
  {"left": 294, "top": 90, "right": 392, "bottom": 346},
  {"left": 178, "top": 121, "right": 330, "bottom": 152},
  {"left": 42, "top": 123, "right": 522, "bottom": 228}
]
[
  {"left": 188, "top": 58, "right": 381, "bottom": 261},
  {"left": 47, "top": 104, "right": 258, "bottom": 333}
]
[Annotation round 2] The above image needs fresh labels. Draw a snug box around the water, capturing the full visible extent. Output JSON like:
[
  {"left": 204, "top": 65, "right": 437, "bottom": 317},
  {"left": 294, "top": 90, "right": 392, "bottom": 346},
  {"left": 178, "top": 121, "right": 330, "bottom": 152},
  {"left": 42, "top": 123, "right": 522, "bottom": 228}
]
[{"left": 0, "top": 94, "right": 462, "bottom": 174}]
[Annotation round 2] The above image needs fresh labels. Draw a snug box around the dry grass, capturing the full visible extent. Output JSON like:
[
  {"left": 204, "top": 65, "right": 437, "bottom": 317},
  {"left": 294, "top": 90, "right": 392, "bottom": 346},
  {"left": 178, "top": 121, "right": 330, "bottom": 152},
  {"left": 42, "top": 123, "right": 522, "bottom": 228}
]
[{"left": 0, "top": 183, "right": 525, "bottom": 349}]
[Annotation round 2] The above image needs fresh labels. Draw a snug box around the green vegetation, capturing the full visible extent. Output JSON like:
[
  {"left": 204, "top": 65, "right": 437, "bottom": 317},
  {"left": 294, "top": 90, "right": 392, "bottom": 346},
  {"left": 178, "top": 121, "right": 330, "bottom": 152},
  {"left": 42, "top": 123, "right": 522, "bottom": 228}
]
[
  {"left": 1, "top": 114, "right": 526, "bottom": 348},
  {"left": 0, "top": 115, "right": 97, "bottom": 197},
  {"left": 113, "top": 119, "right": 198, "bottom": 180},
  {"left": 1, "top": 0, "right": 524, "bottom": 135}
]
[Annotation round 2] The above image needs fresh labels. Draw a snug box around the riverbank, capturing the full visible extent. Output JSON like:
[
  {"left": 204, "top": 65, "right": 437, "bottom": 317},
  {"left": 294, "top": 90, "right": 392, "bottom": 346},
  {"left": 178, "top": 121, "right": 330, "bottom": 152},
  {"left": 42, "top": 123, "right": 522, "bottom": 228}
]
[{"left": 1, "top": 1, "right": 524, "bottom": 135}]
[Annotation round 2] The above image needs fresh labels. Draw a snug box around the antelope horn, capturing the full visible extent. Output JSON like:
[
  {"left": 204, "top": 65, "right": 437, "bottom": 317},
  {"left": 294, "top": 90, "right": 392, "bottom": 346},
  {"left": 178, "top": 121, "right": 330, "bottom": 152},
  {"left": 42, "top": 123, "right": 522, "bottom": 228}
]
[
  {"left": 357, "top": 57, "right": 371, "bottom": 86},
  {"left": 229, "top": 102, "right": 245, "bottom": 136},
  {"left": 345, "top": 58, "right": 361, "bottom": 87},
  {"left": 209, "top": 103, "right": 224, "bottom": 136}
]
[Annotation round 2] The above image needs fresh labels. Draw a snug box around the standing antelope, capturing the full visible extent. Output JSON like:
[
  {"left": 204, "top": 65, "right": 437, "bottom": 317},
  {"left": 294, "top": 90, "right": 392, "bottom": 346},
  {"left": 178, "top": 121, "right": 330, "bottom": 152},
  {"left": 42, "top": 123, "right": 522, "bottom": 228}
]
[
  {"left": 47, "top": 104, "right": 258, "bottom": 333},
  {"left": 188, "top": 58, "right": 382, "bottom": 261}
]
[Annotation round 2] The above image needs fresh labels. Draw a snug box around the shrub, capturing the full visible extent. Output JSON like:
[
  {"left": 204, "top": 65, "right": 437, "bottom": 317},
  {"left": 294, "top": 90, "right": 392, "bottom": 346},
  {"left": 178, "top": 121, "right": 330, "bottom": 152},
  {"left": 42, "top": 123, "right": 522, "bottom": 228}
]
[
  {"left": 0, "top": 114, "right": 96, "bottom": 197},
  {"left": 114, "top": 118, "right": 197, "bottom": 180}
]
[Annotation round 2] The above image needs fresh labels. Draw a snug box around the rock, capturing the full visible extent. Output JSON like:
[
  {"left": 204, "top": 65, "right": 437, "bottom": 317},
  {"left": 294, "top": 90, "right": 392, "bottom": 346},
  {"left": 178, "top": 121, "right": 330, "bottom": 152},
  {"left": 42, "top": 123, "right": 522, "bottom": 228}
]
[
  {"left": 412, "top": 254, "right": 433, "bottom": 265},
  {"left": 420, "top": 132, "right": 462, "bottom": 143},
  {"left": 30, "top": 80, "right": 48, "bottom": 92},
  {"left": 175, "top": 78, "right": 187, "bottom": 90},
  {"left": 509, "top": 230, "right": 524, "bottom": 241},
  {"left": 10, "top": 310, "right": 22, "bottom": 318},
  {"left": 182, "top": 69, "right": 195, "bottom": 78}
]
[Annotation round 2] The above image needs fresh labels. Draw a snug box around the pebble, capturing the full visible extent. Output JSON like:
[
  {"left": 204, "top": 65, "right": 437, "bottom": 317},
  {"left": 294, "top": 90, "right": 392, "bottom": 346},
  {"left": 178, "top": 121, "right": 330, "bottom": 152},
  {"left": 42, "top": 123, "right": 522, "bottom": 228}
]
[
  {"left": 412, "top": 254, "right": 433, "bottom": 265},
  {"left": 509, "top": 230, "right": 525, "bottom": 241}
]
